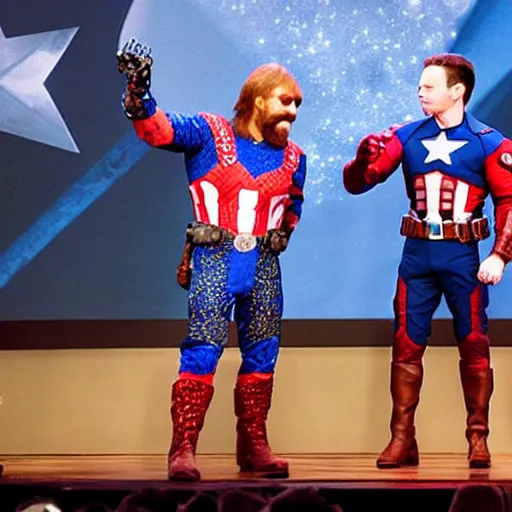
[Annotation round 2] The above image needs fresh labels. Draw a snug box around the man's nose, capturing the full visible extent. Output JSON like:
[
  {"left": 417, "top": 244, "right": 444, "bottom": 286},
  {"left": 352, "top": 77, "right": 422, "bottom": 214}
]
[{"left": 287, "top": 102, "right": 297, "bottom": 119}]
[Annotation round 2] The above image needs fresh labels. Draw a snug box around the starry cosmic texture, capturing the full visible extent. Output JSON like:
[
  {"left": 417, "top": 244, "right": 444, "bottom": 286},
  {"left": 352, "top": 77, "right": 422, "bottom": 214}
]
[
  {"left": 191, "top": 0, "right": 475, "bottom": 203},
  {"left": 116, "top": 0, "right": 504, "bottom": 319}
]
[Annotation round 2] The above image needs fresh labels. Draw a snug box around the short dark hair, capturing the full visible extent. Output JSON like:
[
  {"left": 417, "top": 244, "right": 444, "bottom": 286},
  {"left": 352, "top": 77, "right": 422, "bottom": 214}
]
[{"left": 423, "top": 53, "right": 475, "bottom": 105}]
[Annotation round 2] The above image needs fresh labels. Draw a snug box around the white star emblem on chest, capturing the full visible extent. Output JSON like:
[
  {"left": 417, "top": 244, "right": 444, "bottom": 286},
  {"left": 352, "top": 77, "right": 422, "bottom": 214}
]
[{"left": 421, "top": 131, "right": 468, "bottom": 165}]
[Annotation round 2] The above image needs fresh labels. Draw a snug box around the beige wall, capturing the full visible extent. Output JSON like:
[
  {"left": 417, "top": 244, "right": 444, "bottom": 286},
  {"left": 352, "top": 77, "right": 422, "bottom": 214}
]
[{"left": 1, "top": 347, "right": 512, "bottom": 455}]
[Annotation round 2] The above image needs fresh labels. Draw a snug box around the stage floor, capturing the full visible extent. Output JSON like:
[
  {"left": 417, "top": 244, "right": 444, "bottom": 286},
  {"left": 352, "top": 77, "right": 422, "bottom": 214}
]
[{"left": 1, "top": 453, "right": 512, "bottom": 490}]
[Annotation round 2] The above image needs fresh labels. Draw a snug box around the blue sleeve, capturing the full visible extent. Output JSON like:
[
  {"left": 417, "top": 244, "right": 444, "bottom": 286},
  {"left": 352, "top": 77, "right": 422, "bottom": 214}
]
[
  {"left": 164, "top": 112, "right": 212, "bottom": 154},
  {"left": 284, "top": 153, "right": 307, "bottom": 230}
]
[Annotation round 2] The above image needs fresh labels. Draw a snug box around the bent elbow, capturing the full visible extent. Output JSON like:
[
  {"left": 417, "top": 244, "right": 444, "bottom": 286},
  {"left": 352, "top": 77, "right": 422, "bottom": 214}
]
[
  {"left": 133, "top": 109, "right": 175, "bottom": 147},
  {"left": 343, "top": 162, "right": 369, "bottom": 195}
]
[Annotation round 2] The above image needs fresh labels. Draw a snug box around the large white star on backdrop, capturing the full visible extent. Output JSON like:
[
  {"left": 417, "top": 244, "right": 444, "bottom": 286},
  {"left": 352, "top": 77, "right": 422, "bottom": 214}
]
[
  {"left": 422, "top": 131, "right": 468, "bottom": 165},
  {"left": 0, "top": 25, "right": 80, "bottom": 153}
]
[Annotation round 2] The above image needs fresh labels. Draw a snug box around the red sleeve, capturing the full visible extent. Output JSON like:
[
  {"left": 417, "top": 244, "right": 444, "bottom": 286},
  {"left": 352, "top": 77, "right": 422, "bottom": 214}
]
[
  {"left": 132, "top": 108, "right": 175, "bottom": 147},
  {"left": 343, "top": 133, "right": 403, "bottom": 195},
  {"left": 485, "top": 138, "right": 512, "bottom": 263}
]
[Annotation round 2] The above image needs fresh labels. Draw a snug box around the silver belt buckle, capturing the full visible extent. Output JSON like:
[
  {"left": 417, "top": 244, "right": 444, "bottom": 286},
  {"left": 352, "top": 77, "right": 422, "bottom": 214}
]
[
  {"left": 425, "top": 220, "right": 444, "bottom": 240},
  {"left": 233, "top": 233, "right": 257, "bottom": 252}
]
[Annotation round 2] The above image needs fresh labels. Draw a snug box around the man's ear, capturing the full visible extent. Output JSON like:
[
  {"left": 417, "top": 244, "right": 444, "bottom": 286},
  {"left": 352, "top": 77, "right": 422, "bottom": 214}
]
[
  {"left": 254, "top": 96, "right": 264, "bottom": 111},
  {"left": 451, "top": 82, "right": 465, "bottom": 102}
]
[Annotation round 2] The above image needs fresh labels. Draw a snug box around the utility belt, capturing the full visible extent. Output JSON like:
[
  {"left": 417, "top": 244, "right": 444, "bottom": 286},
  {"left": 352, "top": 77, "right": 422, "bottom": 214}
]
[
  {"left": 176, "top": 223, "right": 291, "bottom": 290},
  {"left": 185, "top": 222, "right": 290, "bottom": 253},
  {"left": 400, "top": 214, "right": 490, "bottom": 243}
]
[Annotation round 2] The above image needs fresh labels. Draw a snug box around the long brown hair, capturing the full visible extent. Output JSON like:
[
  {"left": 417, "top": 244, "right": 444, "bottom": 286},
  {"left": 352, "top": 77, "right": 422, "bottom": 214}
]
[
  {"left": 423, "top": 53, "right": 475, "bottom": 105},
  {"left": 232, "top": 63, "right": 302, "bottom": 137}
]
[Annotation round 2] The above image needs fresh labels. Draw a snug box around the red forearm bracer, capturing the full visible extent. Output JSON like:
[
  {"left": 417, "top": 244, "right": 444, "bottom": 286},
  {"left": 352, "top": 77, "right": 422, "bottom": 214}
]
[
  {"left": 133, "top": 108, "right": 174, "bottom": 147},
  {"left": 343, "top": 133, "right": 403, "bottom": 194},
  {"left": 494, "top": 209, "right": 512, "bottom": 263}
]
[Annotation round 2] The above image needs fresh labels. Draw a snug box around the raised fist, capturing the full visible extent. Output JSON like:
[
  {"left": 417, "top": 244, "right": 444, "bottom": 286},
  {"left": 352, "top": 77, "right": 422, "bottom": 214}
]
[
  {"left": 356, "top": 130, "right": 394, "bottom": 164},
  {"left": 117, "top": 37, "right": 153, "bottom": 89}
]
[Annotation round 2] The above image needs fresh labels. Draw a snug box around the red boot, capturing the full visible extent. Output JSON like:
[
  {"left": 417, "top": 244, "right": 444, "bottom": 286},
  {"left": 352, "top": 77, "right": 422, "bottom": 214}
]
[
  {"left": 459, "top": 363, "right": 493, "bottom": 469},
  {"left": 377, "top": 363, "right": 422, "bottom": 469},
  {"left": 167, "top": 378, "right": 214, "bottom": 481},
  {"left": 235, "top": 374, "right": 289, "bottom": 478}
]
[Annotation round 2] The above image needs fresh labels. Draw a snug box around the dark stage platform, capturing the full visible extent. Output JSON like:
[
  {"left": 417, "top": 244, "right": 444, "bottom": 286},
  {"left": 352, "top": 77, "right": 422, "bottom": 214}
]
[{"left": 1, "top": 454, "right": 511, "bottom": 511}]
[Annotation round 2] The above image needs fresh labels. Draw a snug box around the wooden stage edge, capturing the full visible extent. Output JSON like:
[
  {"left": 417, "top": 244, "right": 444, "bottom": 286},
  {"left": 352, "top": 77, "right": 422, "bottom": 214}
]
[{"left": 2, "top": 453, "right": 512, "bottom": 490}]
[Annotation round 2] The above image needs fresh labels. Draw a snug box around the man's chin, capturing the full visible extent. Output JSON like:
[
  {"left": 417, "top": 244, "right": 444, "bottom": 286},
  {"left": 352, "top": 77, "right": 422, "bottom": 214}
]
[
  {"left": 264, "top": 127, "right": 290, "bottom": 147},
  {"left": 268, "top": 133, "right": 289, "bottom": 147}
]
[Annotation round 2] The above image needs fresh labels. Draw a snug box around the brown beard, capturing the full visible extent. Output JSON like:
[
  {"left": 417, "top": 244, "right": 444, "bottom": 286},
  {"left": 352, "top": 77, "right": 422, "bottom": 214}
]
[
  {"left": 262, "top": 123, "right": 289, "bottom": 147},
  {"left": 259, "top": 111, "right": 296, "bottom": 147}
]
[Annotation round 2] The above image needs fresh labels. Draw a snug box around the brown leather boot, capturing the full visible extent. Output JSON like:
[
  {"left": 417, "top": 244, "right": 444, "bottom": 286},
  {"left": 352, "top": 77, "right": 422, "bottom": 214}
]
[
  {"left": 167, "top": 378, "right": 214, "bottom": 481},
  {"left": 377, "top": 362, "right": 423, "bottom": 469},
  {"left": 459, "top": 362, "right": 493, "bottom": 469},
  {"left": 235, "top": 374, "right": 289, "bottom": 478}
]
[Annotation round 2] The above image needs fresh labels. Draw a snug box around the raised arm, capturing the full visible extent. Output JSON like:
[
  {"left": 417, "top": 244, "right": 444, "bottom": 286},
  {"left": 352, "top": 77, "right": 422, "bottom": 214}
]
[
  {"left": 117, "top": 38, "right": 208, "bottom": 153},
  {"left": 343, "top": 128, "right": 403, "bottom": 195}
]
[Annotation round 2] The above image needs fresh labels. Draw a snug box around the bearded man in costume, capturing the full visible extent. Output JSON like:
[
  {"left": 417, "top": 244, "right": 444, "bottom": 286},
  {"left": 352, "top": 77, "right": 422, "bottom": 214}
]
[
  {"left": 344, "top": 53, "right": 512, "bottom": 469},
  {"left": 118, "top": 38, "right": 306, "bottom": 481}
]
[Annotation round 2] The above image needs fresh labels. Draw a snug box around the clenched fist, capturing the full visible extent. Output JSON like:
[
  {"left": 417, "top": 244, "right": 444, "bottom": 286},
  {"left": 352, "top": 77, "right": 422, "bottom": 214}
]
[
  {"left": 117, "top": 37, "right": 153, "bottom": 90},
  {"left": 356, "top": 130, "right": 395, "bottom": 164},
  {"left": 478, "top": 253, "right": 506, "bottom": 285}
]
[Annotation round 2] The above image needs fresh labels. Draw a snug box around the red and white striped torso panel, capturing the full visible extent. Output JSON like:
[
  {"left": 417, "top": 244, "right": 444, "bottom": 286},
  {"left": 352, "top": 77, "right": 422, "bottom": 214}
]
[
  {"left": 412, "top": 171, "right": 486, "bottom": 222},
  {"left": 188, "top": 114, "right": 302, "bottom": 237}
]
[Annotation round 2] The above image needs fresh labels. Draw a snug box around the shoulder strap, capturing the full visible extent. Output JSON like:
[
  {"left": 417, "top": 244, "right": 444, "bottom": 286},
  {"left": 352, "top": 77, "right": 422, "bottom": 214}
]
[{"left": 200, "top": 112, "right": 237, "bottom": 167}]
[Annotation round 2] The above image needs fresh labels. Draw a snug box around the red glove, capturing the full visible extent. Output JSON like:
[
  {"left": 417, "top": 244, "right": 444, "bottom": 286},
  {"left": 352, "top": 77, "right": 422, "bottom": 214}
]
[
  {"left": 343, "top": 126, "right": 402, "bottom": 194},
  {"left": 356, "top": 130, "right": 395, "bottom": 165}
]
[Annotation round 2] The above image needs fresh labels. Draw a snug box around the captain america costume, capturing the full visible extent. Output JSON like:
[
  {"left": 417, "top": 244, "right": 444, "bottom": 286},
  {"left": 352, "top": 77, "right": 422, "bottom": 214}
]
[
  {"left": 132, "top": 108, "right": 306, "bottom": 377},
  {"left": 345, "top": 113, "right": 512, "bottom": 365},
  {"left": 344, "top": 111, "right": 512, "bottom": 470}
]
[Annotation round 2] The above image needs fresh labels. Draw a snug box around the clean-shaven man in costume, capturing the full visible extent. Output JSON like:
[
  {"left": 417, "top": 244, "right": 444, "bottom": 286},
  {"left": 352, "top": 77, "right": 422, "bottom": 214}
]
[{"left": 344, "top": 53, "right": 512, "bottom": 469}]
